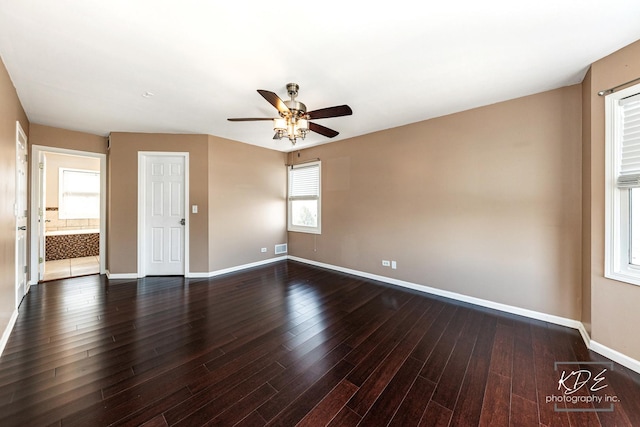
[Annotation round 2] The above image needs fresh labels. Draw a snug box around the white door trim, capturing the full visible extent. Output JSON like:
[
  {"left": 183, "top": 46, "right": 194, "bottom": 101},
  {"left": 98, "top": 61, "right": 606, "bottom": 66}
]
[
  {"left": 30, "top": 145, "right": 107, "bottom": 283},
  {"left": 137, "top": 152, "right": 190, "bottom": 278}
]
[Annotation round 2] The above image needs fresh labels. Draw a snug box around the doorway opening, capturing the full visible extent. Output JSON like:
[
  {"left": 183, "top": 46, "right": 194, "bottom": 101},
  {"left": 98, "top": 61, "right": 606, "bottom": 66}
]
[{"left": 30, "top": 146, "right": 106, "bottom": 283}]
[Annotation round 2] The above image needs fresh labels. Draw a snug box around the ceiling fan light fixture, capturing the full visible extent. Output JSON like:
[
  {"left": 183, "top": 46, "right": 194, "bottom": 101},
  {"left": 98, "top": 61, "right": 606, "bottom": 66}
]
[
  {"left": 228, "top": 83, "right": 352, "bottom": 145},
  {"left": 294, "top": 118, "right": 309, "bottom": 142},
  {"left": 273, "top": 118, "right": 287, "bottom": 132},
  {"left": 287, "top": 121, "right": 297, "bottom": 141},
  {"left": 273, "top": 117, "right": 310, "bottom": 144}
]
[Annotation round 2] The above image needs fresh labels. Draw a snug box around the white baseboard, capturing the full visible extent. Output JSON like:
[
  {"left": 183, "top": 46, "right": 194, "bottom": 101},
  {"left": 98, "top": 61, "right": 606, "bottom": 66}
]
[
  {"left": 289, "top": 256, "right": 582, "bottom": 326},
  {"left": 590, "top": 340, "right": 640, "bottom": 374},
  {"left": 106, "top": 257, "right": 288, "bottom": 280},
  {"left": 189, "top": 256, "right": 288, "bottom": 278},
  {"left": 577, "top": 322, "right": 591, "bottom": 349},
  {"left": 0, "top": 310, "right": 19, "bottom": 359},
  {"left": 105, "top": 270, "right": 138, "bottom": 280},
  {"left": 288, "top": 256, "right": 640, "bottom": 375}
]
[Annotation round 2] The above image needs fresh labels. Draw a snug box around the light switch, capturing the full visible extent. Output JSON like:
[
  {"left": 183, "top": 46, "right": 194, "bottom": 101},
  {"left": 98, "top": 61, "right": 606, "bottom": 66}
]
[{"left": 192, "top": 205, "right": 198, "bottom": 214}]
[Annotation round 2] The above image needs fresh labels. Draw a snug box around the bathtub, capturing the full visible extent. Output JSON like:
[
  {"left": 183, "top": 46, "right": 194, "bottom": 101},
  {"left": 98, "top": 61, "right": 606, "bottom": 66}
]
[{"left": 45, "top": 229, "right": 100, "bottom": 260}]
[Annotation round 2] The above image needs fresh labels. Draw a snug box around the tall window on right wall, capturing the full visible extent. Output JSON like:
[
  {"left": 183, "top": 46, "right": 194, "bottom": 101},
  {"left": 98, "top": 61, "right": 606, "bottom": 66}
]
[
  {"left": 288, "top": 161, "right": 321, "bottom": 234},
  {"left": 605, "top": 83, "right": 640, "bottom": 286}
]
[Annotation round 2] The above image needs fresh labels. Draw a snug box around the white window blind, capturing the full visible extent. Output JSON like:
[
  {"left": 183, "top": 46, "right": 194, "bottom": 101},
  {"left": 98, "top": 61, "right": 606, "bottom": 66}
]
[
  {"left": 289, "top": 164, "right": 320, "bottom": 199},
  {"left": 617, "top": 94, "right": 640, "bottom": 188}
]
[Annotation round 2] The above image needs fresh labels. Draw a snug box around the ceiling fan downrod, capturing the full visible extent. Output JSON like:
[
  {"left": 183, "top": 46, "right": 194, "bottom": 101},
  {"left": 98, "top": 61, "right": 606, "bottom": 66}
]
[{"left": 286, "top": 83, "right": 299, "bottom": 100}]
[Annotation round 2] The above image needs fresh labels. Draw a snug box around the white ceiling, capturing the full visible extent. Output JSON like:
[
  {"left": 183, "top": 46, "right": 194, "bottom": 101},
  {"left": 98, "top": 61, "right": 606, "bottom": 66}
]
[{"left": 1, "top": 1, "right": 640, "bottom": 152}]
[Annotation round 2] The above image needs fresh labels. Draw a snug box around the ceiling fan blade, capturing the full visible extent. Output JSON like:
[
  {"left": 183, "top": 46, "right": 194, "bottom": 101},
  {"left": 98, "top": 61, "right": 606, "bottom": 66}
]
[
  {"left": 227, "top": 117, "right": 274, "bottom": 121},
  {"left": 257, "top": 90, "right": 290, "bottom": 114},
  {"left": 309, "top": 122, "right": 339, "bottom": 138},
  {"left": 273, "top": 132, "right": 282, "bottom": 140},
  {"left": 307, "top": 105, "right": 352, "bottom": 120}
]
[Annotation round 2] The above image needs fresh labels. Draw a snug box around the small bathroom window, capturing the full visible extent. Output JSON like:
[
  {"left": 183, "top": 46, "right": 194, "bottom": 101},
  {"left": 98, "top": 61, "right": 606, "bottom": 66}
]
[{"left": 59, "top": 168, "right": 100, "bottom": 219}]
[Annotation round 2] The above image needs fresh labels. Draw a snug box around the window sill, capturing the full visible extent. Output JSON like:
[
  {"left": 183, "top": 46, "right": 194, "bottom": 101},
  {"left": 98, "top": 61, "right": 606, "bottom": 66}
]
[
  {"left": 288, "top": 227, "right": 321, "bottom": 235},
  {"left": 604, "top": 270, "right": 640, "bottom": 287}
]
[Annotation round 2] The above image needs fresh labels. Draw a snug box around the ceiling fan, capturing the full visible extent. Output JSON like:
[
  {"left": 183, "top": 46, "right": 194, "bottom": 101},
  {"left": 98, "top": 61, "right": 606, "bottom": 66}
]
[{"left": 228, "top": 83, "right": 353, "bottom": 145}]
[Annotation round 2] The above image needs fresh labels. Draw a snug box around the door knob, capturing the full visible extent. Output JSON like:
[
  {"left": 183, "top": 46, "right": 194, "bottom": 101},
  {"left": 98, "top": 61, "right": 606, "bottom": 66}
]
[
  {"left": 180, "top": 218, "right": 185, "bottom": 226},
  {"left": 17, "top": 226, "right": 27, "bottom": 230}
]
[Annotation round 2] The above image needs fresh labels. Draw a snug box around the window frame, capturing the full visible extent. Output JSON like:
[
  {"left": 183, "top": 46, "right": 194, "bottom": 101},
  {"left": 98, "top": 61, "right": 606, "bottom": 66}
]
[
  {"left": 58, "top": 167, "right": 101, "bottom": 220},
  {"left": 287, "top": 161, "right": 321, "bottom": 234},
  {"left": 604, "top": 83, "right": 640, "bottom": 286}
]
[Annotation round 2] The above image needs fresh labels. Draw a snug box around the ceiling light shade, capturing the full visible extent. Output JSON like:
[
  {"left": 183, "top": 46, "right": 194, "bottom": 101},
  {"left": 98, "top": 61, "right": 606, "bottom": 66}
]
[
  {"left": 297, "top": 118, "right": 309, "bottom": 132},
  {"left": 273, "top": 118, "right": 287, "bottom": 132},
  {"left": 295, "top": 118, "right": 309, "bottom": 139}
]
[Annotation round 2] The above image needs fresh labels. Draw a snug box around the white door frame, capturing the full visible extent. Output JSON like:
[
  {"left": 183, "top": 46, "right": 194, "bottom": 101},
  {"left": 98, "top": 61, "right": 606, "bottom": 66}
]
[
  {"left": 30, "top": 145, "right": 107, "bottom": 283},
  {"left": 15, "top": 121, "right": 28, "bottom": 307},
  {"left": 137, "top": 152, "right": 190, "bottom": 278}
]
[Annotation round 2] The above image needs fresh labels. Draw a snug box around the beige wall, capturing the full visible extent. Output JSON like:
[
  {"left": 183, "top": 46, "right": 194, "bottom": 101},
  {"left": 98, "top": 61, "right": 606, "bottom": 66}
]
[
  {"left": 108, "top": 133, "right": 287, "bottom": 275},
  {"left": 207, "top": 135, "right": 287, "bottom": 271},
  {"left": 29, "top": 124, "right": 107, "bottom": 154},
  {"left": 290, "top": 85, "right": 583, "bottom": 320},
  {"left": 107, "top": 133, "right": 210, "bottom": 274},
  {"left": 0, "top": 57, "right": 29, "bottom": 337},
  {"left": 586, "top": 39, "right": 640, "bottom": 361}
]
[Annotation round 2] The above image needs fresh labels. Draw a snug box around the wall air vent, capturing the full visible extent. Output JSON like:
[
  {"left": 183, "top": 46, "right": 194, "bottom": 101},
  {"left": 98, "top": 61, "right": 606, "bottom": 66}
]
[{"left": 275, "top": 243, "right": 288, "bottom": 255}]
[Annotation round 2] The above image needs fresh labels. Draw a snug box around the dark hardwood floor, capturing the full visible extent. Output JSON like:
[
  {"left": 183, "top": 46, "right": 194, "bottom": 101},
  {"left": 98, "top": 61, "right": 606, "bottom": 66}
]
[{"left": 1, "top": 260, "right": 639, "bottom": 426}]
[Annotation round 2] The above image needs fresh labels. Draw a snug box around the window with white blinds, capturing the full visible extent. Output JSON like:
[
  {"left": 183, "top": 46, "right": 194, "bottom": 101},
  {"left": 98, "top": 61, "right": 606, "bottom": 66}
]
[
  {"left": 288, "top": 161, "right": 321, "bottom": 233},
  {"left": 605, "top": 83, "right": 640, "bottom": 286},
  {"left": 616, "top": 93, "right": 640, "bottom": 188}
]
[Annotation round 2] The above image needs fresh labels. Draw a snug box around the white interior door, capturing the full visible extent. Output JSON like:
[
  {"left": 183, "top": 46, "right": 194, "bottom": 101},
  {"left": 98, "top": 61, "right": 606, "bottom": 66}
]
[
  {"left": 143, "top": 154, "right": 186, "bottom": 275},
  {"left": 15, "top": 122, "right": 28, "bottom": 308}
]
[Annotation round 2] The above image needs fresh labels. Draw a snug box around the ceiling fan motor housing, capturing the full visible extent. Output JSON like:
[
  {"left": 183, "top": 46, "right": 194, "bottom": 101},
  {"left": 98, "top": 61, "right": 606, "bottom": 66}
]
[
  {"left": 284, "top": 83, "right": 307, "bottom": 119},
  {"left": 283, "top": 100, "right": 307, "bottom": 118}
]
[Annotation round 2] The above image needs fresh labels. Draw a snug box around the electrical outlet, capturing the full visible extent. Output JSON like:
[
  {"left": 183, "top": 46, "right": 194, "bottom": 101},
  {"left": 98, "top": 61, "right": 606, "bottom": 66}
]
[
  {"left": 261, "top": 248, "right": 267, "bottom": 253},
  {"left": 391, "top": 261, "right": 397, "bottom": 269},
  {"left": 382, "top": 260, "right": 390, "bottom": 267}
]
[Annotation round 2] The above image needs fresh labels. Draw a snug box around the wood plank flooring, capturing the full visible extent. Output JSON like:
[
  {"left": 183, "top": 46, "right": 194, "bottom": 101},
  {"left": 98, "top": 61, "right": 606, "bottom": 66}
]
[{"left": 0, "top": 260, "right": 639, "bottom": 426}]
